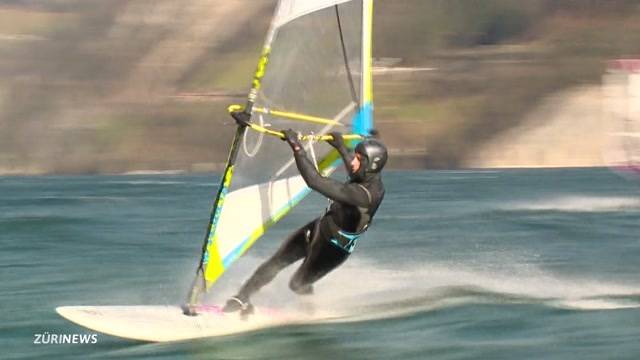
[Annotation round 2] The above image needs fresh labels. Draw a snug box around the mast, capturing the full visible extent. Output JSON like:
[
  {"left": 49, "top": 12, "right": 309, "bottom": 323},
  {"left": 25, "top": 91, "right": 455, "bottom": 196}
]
[
  {"left": 184, "top": 1, "right": 284, "bottom": 315},
  {"left": 357, "top": 0, "right": 374, "bottom": 136}
]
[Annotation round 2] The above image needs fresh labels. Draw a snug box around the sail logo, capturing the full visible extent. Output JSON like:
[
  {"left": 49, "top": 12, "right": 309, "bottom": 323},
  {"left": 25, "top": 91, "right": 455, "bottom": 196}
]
[
  {"left": 252, "top": 47, "right": 271, "bottom": 91},
  {"left": 211, "top": 165, "right": 235, "bottom": 231},
  {"left": 203, "top": 165, "right": 235, "bottom": 265}
]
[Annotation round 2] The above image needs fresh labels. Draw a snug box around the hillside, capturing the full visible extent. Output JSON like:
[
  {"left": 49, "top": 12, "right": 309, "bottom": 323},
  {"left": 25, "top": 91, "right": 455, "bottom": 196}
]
[{"left": 1, "top": 0, "right": 640, "bottom": 174}]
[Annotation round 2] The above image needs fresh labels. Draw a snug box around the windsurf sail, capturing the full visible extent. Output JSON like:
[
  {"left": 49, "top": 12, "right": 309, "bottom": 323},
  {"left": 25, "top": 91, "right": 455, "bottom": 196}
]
[
  {"left": 186, "top": 0, "right": 375, "bottom": 310},
  {"left": 603, "top": 59, "right": 640, "bottom": 176}
]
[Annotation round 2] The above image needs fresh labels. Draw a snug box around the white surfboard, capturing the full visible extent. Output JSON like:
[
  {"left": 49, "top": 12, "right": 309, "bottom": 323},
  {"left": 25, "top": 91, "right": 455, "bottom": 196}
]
[{"left": 56, "top": 305, "right": 297, "bottom": 342}]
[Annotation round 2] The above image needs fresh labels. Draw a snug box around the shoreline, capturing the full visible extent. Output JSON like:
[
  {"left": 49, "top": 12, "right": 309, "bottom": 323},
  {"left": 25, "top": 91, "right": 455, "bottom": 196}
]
[{"left": 0, "top": 165, "right": 617, "bottom": 177}]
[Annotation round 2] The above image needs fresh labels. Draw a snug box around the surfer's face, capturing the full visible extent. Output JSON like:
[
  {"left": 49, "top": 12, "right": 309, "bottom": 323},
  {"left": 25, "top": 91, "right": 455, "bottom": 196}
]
[{"left": 351, "top": 153, "right": 362, "bottom": 173}]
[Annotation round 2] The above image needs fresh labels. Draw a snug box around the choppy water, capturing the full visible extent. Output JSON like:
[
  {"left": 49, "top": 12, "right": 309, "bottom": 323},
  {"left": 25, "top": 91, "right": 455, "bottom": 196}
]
[{"left": 2, "top": 168, "right": 640, "bottom": 359}]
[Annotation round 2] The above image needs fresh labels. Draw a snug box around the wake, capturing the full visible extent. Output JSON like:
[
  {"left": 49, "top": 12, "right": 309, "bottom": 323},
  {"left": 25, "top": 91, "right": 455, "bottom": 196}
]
[
  {"left": 502, "top": 195, "right": 640, "bottom": 212},
  {"left": 182, "top": 254, "right": 640, "bottom": 332},
  {"left": 272, "top": 259, "right": 640, "bottom": 323}
]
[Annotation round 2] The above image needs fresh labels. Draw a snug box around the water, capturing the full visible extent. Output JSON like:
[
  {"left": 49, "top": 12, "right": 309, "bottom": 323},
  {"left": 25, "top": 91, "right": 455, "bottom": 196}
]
[{"left": 2, "top": 168, "right": 640, "bottom": 359}]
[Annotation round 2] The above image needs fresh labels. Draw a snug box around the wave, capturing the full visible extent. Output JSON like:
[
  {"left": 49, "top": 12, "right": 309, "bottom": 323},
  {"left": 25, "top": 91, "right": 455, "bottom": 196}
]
[
  {"left": 102, "top": 179, "right": 216, "bottom": 187},
  {"left": 0, "top": 214, "right": 89, "bottom": 226},
  {"left": 270, "top": 260, "right": 640, "bottom": 323},
  {"left": 131, "top": 255, "right": 640, "bottom": 332},
  {"left": 502, "top": 195, "right": 640, "bottom": 212},
  {"left": 69, "top": 258, "right": 640, "bottom": 342},
  {"left": 0, "top": 196, "right": 130, "bottom": 211},
  {"left": 104, "top": 180, "right": 188, "bottom": 186},
  {"left": 551, "top": 295, "right": 640, "bottom": 310},
  {"left": 121, "top": 170, "right": 186, "bottom": 175}
]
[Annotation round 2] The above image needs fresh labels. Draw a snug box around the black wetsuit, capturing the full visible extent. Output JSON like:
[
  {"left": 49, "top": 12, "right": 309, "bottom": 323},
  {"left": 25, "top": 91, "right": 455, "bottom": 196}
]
[{"left": 235, "top": 142, "right": 385, "bottom": 300}]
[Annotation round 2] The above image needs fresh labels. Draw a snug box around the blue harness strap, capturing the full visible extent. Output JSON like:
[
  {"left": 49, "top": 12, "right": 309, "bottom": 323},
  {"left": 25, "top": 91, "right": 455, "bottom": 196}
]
[{"left": 330, "top": 228, "right": 366, "bottom": 253}]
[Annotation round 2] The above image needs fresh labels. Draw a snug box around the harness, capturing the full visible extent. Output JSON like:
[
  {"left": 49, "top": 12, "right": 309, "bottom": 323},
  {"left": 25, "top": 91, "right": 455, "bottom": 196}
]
[
  {"left": 330, "top": 226, "right": 368, "bottom": 253},
  {"left": 327, "top": 183, "right": 373, "bottom": 254}
]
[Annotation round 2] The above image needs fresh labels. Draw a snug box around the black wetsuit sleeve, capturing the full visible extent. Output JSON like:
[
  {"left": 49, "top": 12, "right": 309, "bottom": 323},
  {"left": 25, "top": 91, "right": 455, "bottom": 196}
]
[
  {"left": 293, "top": 149, "right": 369, "bottom": 207},
  {"left": 333, "top": 142, "right": 355, "bottom": 176}
]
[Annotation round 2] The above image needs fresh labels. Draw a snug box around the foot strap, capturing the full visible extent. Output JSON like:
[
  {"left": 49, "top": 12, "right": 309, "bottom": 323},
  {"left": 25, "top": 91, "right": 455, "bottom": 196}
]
[{"left": 229, "top": 296, "right": 250, "bottom": 310}]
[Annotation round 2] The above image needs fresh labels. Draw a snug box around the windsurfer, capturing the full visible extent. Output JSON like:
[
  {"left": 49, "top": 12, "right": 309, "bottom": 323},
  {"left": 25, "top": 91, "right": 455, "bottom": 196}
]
[{"left": 223, "top": 123, "right": 387, "bottom": 315}]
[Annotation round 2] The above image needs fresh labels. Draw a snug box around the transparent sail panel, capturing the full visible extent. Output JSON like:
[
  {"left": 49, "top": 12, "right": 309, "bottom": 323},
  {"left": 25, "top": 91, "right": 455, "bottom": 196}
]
[
  {"left": 235, "top": 0, "right": 363, "bottom": 189},
  {"left": 273, "top": 0, "right": 355, "bottom": 27}
]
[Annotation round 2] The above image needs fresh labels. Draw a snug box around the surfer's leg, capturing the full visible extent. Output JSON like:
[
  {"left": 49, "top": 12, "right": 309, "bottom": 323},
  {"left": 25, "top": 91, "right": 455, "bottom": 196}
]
[
  {"left": 289, "top": 231, "right": 349, "bottom": 294},
  {"left": 224, "top": 219, "right": 317, "bottom": 312}
]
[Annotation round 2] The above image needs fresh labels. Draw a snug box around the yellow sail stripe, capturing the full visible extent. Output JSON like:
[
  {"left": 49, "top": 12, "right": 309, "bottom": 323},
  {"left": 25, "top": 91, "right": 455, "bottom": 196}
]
[{"left": 203, "top": 241, "right": 224, "bottom": 284}]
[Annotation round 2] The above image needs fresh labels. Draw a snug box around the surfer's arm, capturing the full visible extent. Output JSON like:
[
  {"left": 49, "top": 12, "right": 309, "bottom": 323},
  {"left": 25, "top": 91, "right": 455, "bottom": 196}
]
[
  {"left": 327, "top": 131, "right": 355, "bottom": 176},
  {"left": 293, "top": 149, "right": 369, "bottom": 207},
  {"left": 282, "top": 129, "right": 368, "bottom": 206}
]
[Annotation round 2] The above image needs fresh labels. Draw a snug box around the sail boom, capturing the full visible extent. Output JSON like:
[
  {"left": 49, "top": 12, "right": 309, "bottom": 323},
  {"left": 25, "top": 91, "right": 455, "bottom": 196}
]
[{"left": 253, "top": 107, "right": 346, "bottom": 126}]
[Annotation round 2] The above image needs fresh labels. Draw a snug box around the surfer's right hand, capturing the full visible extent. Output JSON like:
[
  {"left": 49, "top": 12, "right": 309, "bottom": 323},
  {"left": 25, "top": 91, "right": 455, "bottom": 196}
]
[
  {"left": 281, "top": 129, "right": 302, "bottom": 151},
  {"left": 230, "top": 111, "right": 250, "bottom": 127},
  {"left": 327, "top": 131, "right": 344, "bottom": 148}
]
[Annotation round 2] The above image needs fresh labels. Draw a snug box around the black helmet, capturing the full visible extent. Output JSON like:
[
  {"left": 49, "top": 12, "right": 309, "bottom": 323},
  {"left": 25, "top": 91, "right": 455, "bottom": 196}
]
[{"left": 355, "top": 138, "right": 387, "bottom": 174}]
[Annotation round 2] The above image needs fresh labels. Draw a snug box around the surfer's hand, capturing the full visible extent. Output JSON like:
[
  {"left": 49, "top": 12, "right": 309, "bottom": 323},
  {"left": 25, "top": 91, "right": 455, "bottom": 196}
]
[
  {"left": 281, "top": 129, "right": 302, "bottom": 151},
  {"left": 230, "top": 111, "right": 250, "bottom": 127},
  {"left": 327, "top": 131, "right": 344, "bottom": 148}
]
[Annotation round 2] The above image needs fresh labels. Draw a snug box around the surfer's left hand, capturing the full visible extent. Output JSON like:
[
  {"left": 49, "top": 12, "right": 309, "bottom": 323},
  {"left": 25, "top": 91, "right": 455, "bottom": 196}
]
[
  {"left": 230, "top": 111, "right": 251, "bottom": 127},
  {"left": 281, "top": 129, "right": 302, "bottom": 151}
]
